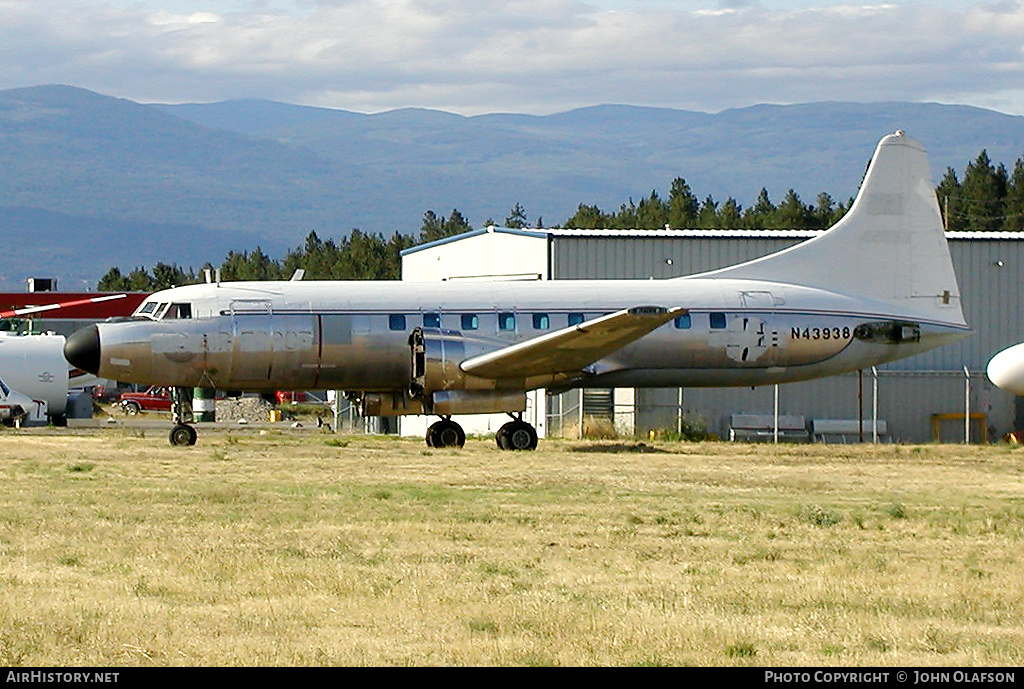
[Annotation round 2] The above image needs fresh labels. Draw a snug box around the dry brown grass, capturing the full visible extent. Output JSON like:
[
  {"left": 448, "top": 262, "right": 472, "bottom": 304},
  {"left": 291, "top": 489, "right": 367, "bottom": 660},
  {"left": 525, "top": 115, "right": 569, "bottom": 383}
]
[{"left": 1, "top": 426, "right": 1023, "bottom": 666}]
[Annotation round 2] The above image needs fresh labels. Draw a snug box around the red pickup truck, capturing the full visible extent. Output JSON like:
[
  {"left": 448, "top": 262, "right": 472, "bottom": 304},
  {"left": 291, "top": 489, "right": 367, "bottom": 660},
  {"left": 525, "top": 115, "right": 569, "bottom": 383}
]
[{"left": 118, "top": 386, "right": 172, "bottom": 414}]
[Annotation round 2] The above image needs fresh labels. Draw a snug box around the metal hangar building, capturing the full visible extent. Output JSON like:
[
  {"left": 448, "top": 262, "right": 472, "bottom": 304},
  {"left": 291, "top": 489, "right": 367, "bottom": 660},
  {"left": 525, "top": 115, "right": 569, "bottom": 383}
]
[{"left": 401, "top": 226, "right": 1024, "bottom": 444}]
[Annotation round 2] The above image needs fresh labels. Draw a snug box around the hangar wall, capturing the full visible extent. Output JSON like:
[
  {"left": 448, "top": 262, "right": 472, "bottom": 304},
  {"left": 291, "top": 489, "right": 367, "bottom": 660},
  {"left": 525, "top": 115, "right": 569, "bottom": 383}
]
[{"left": 547, "top": 229, "right": 1024, "bottom": 442}]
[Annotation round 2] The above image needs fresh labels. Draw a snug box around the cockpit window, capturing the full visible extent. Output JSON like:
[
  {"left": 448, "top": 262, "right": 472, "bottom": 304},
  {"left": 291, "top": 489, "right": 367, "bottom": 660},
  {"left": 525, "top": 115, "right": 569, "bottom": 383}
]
[
  {"left": 164, "top": 303, "right": 192, "bottom": 319},
  {"left": 135, "top": 301, "right": 190, "bottom": 321}
]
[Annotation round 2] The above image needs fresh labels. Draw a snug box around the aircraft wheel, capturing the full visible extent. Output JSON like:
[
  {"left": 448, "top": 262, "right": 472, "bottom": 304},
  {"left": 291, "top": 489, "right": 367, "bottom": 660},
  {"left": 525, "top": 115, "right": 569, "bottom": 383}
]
[
  {"left": 497, "top": 420, "right": 537, "bottom": 451},
  {"left": 495, "top": 424, "right": 510, "bottom": 449},
  {"left": 169, "top": 424, "right": 198, "bottom": 447},
  {"left": 426, "top": 419, "right": 465, "bottom": 448}
]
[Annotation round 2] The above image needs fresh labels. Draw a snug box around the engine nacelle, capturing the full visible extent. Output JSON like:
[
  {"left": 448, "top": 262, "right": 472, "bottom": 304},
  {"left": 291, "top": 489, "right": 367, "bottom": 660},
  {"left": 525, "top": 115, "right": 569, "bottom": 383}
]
[
  {"left": 431, "top": 390, "right": 526, "bottom": 416},
  {"left": 410, "top": 327, "right": 506, "bottom": 395},
  {"left": 402, "top": 328, "right": 530, "bottom": 416},
  {"left": 361, "top": 391, "right": 426, "bottom": 416}
]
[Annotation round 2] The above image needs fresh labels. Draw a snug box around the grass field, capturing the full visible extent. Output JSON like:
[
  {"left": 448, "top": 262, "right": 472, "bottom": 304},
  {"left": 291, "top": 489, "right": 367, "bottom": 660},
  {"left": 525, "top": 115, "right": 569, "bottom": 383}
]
[{"left": 1, "top": 426, "right": 1023, "bottom": 666}]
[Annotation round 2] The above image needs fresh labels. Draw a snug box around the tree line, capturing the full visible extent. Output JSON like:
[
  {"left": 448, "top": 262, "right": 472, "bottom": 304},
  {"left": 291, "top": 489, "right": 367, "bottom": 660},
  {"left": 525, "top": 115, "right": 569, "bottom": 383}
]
[{"left": 97, "top": 148, "right": 1024, "bottom": 291}]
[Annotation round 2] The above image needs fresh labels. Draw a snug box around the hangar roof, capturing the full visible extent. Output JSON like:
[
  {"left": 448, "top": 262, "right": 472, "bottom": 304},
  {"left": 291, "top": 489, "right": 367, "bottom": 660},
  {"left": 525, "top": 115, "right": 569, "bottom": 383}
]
[{"left": 401, "top": 225, "right": 1024, "bottom": 257}]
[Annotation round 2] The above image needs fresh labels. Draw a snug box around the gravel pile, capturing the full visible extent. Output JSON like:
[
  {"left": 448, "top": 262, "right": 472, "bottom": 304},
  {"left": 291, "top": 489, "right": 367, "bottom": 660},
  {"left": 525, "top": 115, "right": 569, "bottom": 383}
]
[{"left": 214, "top": 396, "right": 276, "bottom": 423}]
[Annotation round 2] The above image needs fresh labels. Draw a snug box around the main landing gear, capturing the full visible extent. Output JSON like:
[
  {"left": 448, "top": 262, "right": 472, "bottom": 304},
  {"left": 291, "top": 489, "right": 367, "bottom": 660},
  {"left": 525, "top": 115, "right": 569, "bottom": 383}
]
[
  {"left": 423, "top": 413, "right": 539, "bottom": 451},
  {"left": 168, "top": 386, "right": 198, "bottom": 446},
  {"left": 495, "top": 413, "right": 538, "bottom": 451},
  {"left": 425, "top": 416, "right": 466, "bottom": 448}
]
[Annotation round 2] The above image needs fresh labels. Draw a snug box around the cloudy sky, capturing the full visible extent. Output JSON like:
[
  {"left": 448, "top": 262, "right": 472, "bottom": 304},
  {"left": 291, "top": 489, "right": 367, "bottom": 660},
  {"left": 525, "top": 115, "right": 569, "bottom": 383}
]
[{"left": 1, "top": 0, "right": 1022, "bottom": 116}]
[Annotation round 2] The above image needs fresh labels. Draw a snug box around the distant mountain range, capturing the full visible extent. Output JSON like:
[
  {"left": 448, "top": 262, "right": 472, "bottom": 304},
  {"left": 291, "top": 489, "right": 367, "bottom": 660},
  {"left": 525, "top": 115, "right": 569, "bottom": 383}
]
[{"left": 2, "top": 84, "right": 1024, "bottom": 290}]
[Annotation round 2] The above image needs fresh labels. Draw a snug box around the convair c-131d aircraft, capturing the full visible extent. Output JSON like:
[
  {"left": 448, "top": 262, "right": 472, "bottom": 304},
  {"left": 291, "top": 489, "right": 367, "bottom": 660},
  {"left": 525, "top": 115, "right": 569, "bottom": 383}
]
[{"left": 65, "top": 131, "right": 970, "bottom": 447}]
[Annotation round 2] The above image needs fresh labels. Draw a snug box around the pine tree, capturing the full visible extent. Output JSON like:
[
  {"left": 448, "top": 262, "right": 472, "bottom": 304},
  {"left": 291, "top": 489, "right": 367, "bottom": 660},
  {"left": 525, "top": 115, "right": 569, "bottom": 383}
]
[
  {"left": 716, "top": 198, "right": 743, "bottom": 229},
  {"left": 667, "top": 177, "right": 699, "bottom": 228},
  {"left": 443, "top": 209, "right": 472, "bottom": 236},
  {"left": 743, "top": 188, "right": 775, "bottom": 228},
  {"left": 97, "top": 267, "right": 130, "bottom": 292},
  {"left": 1003, "top": 157, "right": 1024, "bottom": 233},
  {"left": 775, "top": 189, "right": 813, "bottom": 229},
  {"left": 636, "top": 190, "right": 668, "bottom": 229},
  {"left": 151, "top": 262, "right": 189, "bottom": 290},
  {"left": 505, "top": 203, "right": 528, "bottom": 229},
  {"left": 936, "top": 167, "right": 964, "bottom": 231},
  {"left": 563, "top": 203, "right": 610, "bottom": 229},
  {"left": 419, "top": 210, "right": 446, "bottom": 242},
  {"left": 126, "top": 267, "right": 155, "bottom": 292},
  {"left": 960, "top": 150, "right": 1008, "bottom": 231},
  {"left": 696, "top": 195, "right": 719, "bottom": 228},
  {"left": 611, "top": 199, "right": 638, "bottom": 229},
  {"left": 812, "top": 192, "right": 841, "bottom": 228}
]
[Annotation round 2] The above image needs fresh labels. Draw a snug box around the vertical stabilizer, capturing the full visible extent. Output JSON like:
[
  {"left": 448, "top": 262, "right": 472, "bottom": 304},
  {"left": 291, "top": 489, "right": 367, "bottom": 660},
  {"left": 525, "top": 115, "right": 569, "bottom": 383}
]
[{"left": 696, "top": 131, "right": 965, "bottom": 324}]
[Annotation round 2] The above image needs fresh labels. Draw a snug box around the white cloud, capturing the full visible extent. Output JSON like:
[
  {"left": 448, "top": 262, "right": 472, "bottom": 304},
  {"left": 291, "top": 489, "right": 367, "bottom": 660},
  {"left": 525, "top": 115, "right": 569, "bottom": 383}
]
[{"left": 1, "top": 0, "right": 1023, "bottom": 115}]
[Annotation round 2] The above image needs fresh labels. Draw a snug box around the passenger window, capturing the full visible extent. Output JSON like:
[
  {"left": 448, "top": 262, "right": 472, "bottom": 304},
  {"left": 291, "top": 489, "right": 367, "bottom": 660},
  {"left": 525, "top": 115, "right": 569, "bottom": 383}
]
[
  {"left": 389, "top": 314, "right": 406, "bottom": 331},
  {"left": 532, "top": 313, "right": 550, "bottom": 330},
  {"left": 461, "top": 314, "right": 479, "bottom": 330},
  {"left": 710, "top": 312, "right": 727, "bottom": 329},
  {"left": 568, "top": 313, "right": 585, "bottom": 326},
  {"left": 674, "top": 313, "right": 691, "bottom": 329},
  {"left": 423, "top": 312, "right": 440, "bottom": 328},
  {"left": 498, "top": 313, "right": 515, "bottom": 331}
]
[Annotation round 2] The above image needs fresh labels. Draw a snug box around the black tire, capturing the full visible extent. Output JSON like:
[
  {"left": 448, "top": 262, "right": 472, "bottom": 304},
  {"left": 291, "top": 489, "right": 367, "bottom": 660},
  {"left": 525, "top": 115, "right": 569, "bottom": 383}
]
[
  {"left": 426, "top": 419, "right": 465, "bottom": 448},
  {"left": 499, "top": 420, "right": 537, "bottom": 451},
  {"left": 168, "top": 424, "right": 198, "bottom": 446},
  {"left": 496, "top": 423, "right": 511, "bottom": 450},
  {"left": 123, "top": 401, "right": 142, "bottom": 415}
]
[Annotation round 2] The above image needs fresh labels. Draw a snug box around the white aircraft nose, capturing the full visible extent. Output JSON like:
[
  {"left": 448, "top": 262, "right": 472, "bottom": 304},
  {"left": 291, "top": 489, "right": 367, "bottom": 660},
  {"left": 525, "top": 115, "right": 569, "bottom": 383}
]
[{"left": 987, "top": 342, "right": 1024, "bottom": 396}]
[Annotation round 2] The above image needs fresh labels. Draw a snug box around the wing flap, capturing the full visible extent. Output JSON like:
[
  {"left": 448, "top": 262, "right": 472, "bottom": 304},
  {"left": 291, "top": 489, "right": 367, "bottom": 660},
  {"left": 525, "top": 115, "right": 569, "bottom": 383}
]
[{"left": 460, "top": 306, "right": 684, "bottom": 380}]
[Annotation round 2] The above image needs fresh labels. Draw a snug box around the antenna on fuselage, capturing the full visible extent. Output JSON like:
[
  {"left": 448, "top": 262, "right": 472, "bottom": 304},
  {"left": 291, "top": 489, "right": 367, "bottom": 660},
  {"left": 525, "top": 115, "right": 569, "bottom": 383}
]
[{"left": 290, "top": 269, "right": 305, "bottom": 281}]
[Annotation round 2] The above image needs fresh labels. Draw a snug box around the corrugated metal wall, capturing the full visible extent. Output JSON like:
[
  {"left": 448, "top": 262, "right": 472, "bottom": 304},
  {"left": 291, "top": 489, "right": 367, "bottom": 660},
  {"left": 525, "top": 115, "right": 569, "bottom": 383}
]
[
  {"left": 548, "top": 231, "right": 1024, "bottom": 442},
  {"left": 635, "top": 371, "right": 1009, "bottom": 444}
]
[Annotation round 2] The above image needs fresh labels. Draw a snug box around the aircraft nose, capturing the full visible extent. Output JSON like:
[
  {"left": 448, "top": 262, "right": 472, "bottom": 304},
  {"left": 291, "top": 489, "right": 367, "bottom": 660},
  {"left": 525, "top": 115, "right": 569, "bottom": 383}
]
[
  {"left": 986, "top": 342, "right": 1024, "bottom": 396},
  {"left": 64, "top": 324, "right": 101, "bottom": 375}
]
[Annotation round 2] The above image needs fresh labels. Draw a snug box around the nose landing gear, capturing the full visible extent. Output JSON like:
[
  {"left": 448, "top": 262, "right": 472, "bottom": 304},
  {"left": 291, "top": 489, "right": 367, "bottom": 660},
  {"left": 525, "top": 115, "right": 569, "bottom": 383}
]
[
  {"left": 169, "top": 423, "right": 198, "bottom": 446},
  {"left": 168, "top": 386, "right": 197, "bottom": 446}
]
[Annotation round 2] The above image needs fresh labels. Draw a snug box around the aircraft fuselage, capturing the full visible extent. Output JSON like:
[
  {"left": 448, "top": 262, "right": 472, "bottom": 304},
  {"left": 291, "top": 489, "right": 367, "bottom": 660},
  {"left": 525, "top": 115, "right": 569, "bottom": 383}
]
[{"left": 76, "top": 277, "right": 967, "bottom": 399}]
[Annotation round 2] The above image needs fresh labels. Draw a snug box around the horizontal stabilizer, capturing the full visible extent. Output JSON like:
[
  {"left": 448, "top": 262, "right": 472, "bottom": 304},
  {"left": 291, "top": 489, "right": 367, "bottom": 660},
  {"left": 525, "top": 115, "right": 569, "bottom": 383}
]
[{"left": 460, "top": 306, "right": 683, "bottom": 380}]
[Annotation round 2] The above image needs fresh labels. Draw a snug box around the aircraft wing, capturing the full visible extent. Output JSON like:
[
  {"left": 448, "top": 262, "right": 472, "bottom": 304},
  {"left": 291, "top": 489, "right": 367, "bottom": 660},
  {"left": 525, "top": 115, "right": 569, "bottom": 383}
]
[
  {"left": 460, "top": 306, "right": 684, "bottom": 380},
  {"left": 0, "top": 294, "right": 127, "bottom": 319}
]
